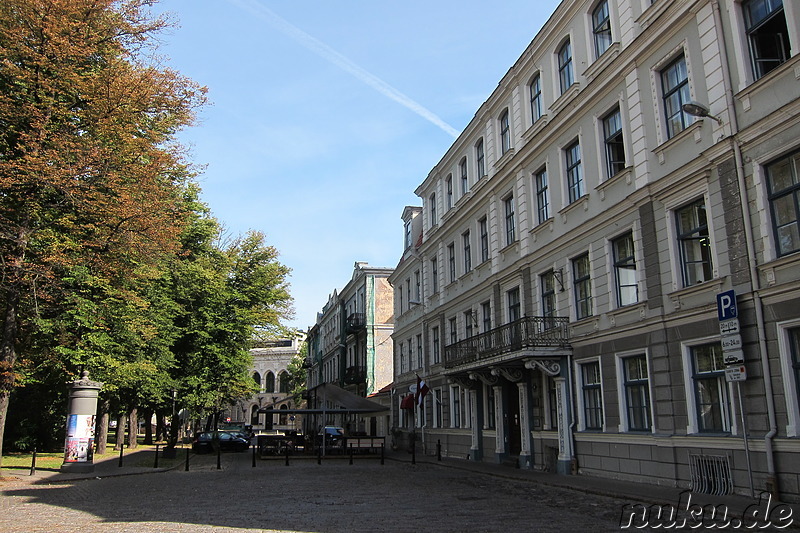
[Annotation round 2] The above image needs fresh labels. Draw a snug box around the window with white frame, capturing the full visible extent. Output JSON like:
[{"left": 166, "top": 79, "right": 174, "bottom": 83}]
[
  {"left": 446, "top": 174, "right": 453, "bottom": 210},
  {"left": 529, "top": 74, "right": 542, "bottom": 124},
  {"left": 603, "top": 107, "right": 625, "bottom": 178},
  {"left": 399, "top": 342, "right": 405, "bottom": 374},
  {"left": 464, "top": 310, "right": 474, "bottom": 339},
  {"left": 507, "top": 287, "right": 521, "bottom": 323},
  {"left": 449, "top": 316, "right": 458, "bottom": 345},
  {"left": 404, "top": 219, "right": 412, "bottom": 249},
  {"left": 621, "top": 354, "right": 651, "bottom": 431},
  {"left": 414, "top": 270, "right": 421, "bottom": 303},
  {"left": 433, "top": 388, "right": 443, "bottom": 428},
  {"left": 558, "top": 39, "right": 574, "bottom": 94},
  {"left": 661, "top": 54, "right": 691, "bottom": 139},
  {"left": 460, "top": 157, "right": 469, "bottom": 195},
  {"left": 448, "top": 242, "right": 456, "bottom": 282},
  {"left": 778, "top": 322, "right": 800, "bottom": 436},
  {"left": 504, "top": 194, "right": 516, "bottom": 245},
  {"left": 689, "top": 342, "right": 731, "bottom": 433},
  {"left": 535, "top": 167, "right": 550, "bottom": 224},
  {"left": 500, "top": 109, "right": 511, "bottom": 155},
  {"left": 463, "top": 229, "right": 472, "bottom": 273},
  {"left": 580, "top": 361, "right": 603, "bottom": 430},
  {"left": 573, "top": 253, "right": 592, "bottom": 320},
  {"left": 566, "top": 140, "right": 584, "bottom": 203},
  {"left": 743, "top": 0, "right": 790, "bottom": 80},
  {"left": 450, "top": 385, "right": 462, "bottom": 428},
  {"left": 612, "top": 232, "right": 638, "bottom": 306},
  {"left": 481, "top": 301, "right": 492, "bottom": 333},
  {"left": 592, "top": 0, "right": 612, "bottom": 58},
  {"left": 431, "top": 257, "right": 438, "bottom": 293},
  {"left": 429, "top": 193, "right": 437, "bottom": 226},
  {"left": 432, "top": 326, "right": 440, "bottom": 364},
  {"left": 475, "top": 138, "right": 485, "bottom": 178},
  {"left": 676, "top": 198, "right": 713, "bottom": 286},
  {"left": 485, "top": 384, "right": 496, "bottom": 429},
  {"left": 479, "top": 216, "right": 489, "bottom": 262},
  {"left": 541, "top": 270, "right": 556, "bottom": 324},
  {"left": 416, "top": 334, "right": 423, "bottom": 368},
  {"left": 766, "top": 151, "right": 800, "bottom": 256}
]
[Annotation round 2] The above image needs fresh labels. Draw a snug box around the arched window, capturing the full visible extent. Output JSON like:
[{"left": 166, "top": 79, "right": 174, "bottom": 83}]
[
  {"left": 252, "top": 371, "right": 261, "bottom": 390},
  {"left": 279, "top": 371, "right": 290, "bottom": 393},
  {"left": 265, "top": 371, "right": 275, "bottom": 393},
  {"left": 250, "top": 405, "right": 260, "bottom": 426}
]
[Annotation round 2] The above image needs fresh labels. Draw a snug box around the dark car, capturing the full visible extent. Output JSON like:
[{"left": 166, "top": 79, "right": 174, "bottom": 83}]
[
  {"left": 317, "top": 426, "right": 345, "bottom": 449},
  {"left": 192, "top": 431, "right": 250, "bottom": 453}
]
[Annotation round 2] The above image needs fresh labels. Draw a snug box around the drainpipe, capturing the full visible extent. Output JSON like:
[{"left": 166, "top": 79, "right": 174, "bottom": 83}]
[{"left": 711, "top": 0, "right": 777, "bottom": 496}]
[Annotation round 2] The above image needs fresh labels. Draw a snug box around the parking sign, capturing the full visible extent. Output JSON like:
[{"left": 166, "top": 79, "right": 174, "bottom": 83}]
[{"left": 716, "top": 290, "right": 737, "bottom": 321}]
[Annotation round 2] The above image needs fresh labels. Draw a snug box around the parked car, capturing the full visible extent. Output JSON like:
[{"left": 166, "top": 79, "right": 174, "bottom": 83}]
[
  {"left": 192, "top": 431, "right": 250, "bottom": 453},
  {"left": 317, "top": 426, "right": 345, "bottom": 448}
]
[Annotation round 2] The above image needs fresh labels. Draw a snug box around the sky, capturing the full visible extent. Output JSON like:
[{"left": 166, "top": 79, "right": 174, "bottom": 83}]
[{"left": 152, "top": 0, "right": 561, "bottom": 331}]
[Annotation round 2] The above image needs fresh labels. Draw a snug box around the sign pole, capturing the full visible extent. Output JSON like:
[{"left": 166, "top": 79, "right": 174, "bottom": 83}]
[{"left": 737, "top": 381, "right": 754, "bottom": 498}]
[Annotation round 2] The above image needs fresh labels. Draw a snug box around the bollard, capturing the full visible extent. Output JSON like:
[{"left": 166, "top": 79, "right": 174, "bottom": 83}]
[
  {"left": 437, "top": 439, "right": 442, "bottom": 461},
  {"left": 184, "top": 447, "right": 189, "bottom": 471},
  {"left": 252, "top": 445, "right": 256, "bottom": 467},
  {"left": 216, "top": 443, "right": 221, "bottom": 470},
  {"left": 118, "top": 445, "right": 124, "bottom": 467},
  {"left": 154, "top": 443, "right": 160, "bottom": 468},
  {"left": 411, "top": 437, "right": 416, "bottom": 465},
  {"left": 29, "top": 447, "right": 37, "bottom": 476}
]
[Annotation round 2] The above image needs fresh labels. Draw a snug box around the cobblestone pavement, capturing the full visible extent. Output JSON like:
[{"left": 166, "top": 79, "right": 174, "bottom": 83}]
[{"left": 0, "top": 450, "right": 628, "bottom": 532}]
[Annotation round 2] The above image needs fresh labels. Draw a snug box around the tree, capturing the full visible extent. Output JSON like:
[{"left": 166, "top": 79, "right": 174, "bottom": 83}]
[
  {"left": 286, "top": 341, "right": 309, "bottom": 398},
  {"left": 0, "top": 0, "right": 205, "bottom": 466}
]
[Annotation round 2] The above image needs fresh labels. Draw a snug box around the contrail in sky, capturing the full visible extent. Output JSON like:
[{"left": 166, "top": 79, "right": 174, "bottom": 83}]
[{"left": 227, "top": 0, "right": 460, "bottom": 138}]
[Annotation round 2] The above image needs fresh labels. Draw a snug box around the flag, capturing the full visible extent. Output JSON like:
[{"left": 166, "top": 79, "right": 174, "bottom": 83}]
[
  {"left": 415, "top": 374, "right": 430, "bottom": 407},
  {"left": 400, "top": 394, "right": 415, "bottom": 410}
]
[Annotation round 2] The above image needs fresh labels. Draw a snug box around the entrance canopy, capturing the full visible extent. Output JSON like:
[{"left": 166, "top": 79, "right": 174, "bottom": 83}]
[{"left": 258, "top": 382, "right": 388, "bottom": 415}]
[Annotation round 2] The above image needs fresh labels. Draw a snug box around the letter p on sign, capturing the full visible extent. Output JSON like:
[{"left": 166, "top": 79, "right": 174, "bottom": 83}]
[{"left": 717, "top": 290, "right": 737, "bottom": 321}]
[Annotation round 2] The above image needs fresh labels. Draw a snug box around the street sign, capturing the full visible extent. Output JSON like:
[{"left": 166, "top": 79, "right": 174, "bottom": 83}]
[
  {"left": 717, "top": 290, "right": 738, "bottom": 321},
  {"left": 723, "top": 348, "right": 745, "bottom": 366},
  {"left": 725, "top": 365, "right": 747, "bottom": 382},
  {"left": 721, "top": 334, "right": 742, "bottom": 352},
  {"left": 719, "top": 319, "right": 740, "bottom": 335}
]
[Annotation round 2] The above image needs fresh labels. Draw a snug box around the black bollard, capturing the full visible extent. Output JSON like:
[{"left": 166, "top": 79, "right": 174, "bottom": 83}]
[
  {"left": 411, "top": 437, "right": 416, "bottom": 465},
  {"left": 216, "top": 443, "right": 221, "bottom": 470},
  {"left": 29, "top": 447, "right": 37, "bottom": 476},
  {"left": 437, "top": 439, "right": 442, "bottom": 461},
  {"left": 252, "top": 444, "right": 256, "bottom": 467},
  {"left": 154, "top": 443, "right": 160, "bottom": 468},
  {"left": 184, "top": 447, "right": 189, "bottom": 471},
  {"left": 118, "top": 445, "right": 124, "bottom": 467}
]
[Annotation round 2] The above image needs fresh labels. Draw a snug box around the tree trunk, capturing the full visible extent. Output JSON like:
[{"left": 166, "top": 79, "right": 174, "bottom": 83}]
[
  {"left": 155, "top": 411, "right": 165, "bottom": 442},
  {"left": 143, "top": 408, "right": 153, "bottom": 445},
  {"left": 94, "top": 399, "right": 110, "bottom": 454},
  {"left": 114, "top": 414, "right": 125, "bottom": 451},
  {"left": 127, "top": 408, "right": 138, "bottom": 449},
  {"left": 0, "top": 286, "right": 20, "bottom": 473}
]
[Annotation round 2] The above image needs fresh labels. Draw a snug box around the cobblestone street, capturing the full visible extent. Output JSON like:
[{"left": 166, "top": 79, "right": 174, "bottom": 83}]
[{"left": 1, "top": 450, "right": 627, "bottom": 532}]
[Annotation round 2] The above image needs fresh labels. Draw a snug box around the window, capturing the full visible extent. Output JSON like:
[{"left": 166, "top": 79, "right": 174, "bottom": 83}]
[
  {"left": 416, "top": 334, "right": 423, "bottom": 368},
  {"left": 603, "top": 107, "right": 625, "bottom": 178},
  {"left": 676, "top": 198, "right": 713, "bottom": 286},
  {"left": 789, "top": 327, "right": 800, "bottom": 414},
  {"left": 500, "top": 110, "right": 511, "bottom": 155},
  {"left": 479, "top": 217, "right": 489, "bottom": 262},
  {"left": 573, "top": 253, "right": 592, "bottom": 319},
  {"left": 566, "top": 141, "right": 584, "bottom": 203},
  {"left": 399, "top": 342, "right": 405, "bottom": 374},
  {"left": 691, "top": 343, "right": 731, "bottom": 432},
  {"left": 448, "top": 242, "right": 456, "bottom": 282},
  {"left": 481, "top": 301, "right": 492, "bottom": 333},
  {"left": 460, "top": 158, "right": 469, "bottom": 195},
  {"left": 462, "top": 230, "right": 472, "bottom": 273},
  {"left": 432, "top": 326, "right": 441, "bottom": 364},
  {"left": 486, "top": 385, "right": 496, "bottom": 429},
  {"left": 612, "top": 232, "right": 638, "bottom": 306},
  {"left": 744, "top": 0, "right": 790, "bottom": 80},
  {"left": 541, "top": 270, "right": 556, "bottom": 321},
  {"left": 622, "top": 355, "right": 651, "bottom": 431},
  {"left": 433, "top": 389, "right": 443, "bottom": 428},
  {"left": 766, "top": 152, "right": 800, "bottom": 256},
  {"left": 558, "top": 39, "right": 574, "bottom": 94},
  {"left": 661, "top": 55, "right": 691, "bottom": 139},
  {"left": 265, "top": 372, "right": 275, "bottom": 393},
  {"left": 535, "top": 168, "right": 550, "bottom": 223},
  {"left": 414, "top": 270, "right": 421, "bottom": 302},
  {"left": 529, "top": 74, "right": 542, "bottom": 124},
  {"left": 507, "top": 287, "right": 521, "bottom": 323},
  {"left": 406, "top": 279, "right": 411, "bottom": 310},
  {"left": 404, "top": 219, "right": 412, "bottom": 249},
  {"left": 475, "top": 139, "right": 485, "bottom": 178},
  {"left": 504, "top": 195, "right": 516, "bottom": 245},
  {"left": 429, "top": 193, "right": 437, "bottom": 226},
  {"left": 592, "top": 1, "right": 612, "bottom": 58},
  {"left": 446, "top": 175, "right": 453, "bottom": 209},
  {"left": 451, "top": 385, "right": 462, "bottom": 428},
  {"left": 546, "top": 376, "right": 558, "bottom": 430},
  {"left": 449, "top": 317, "right": 458, "bottom": 345},
  {"left": 252, "top": 371, "right": 262, "bottom": 389},
  {"left": 464, "top": 310, "right": 474, "bottom": 339},
  {"left": 581, "top": 361, "right": 603, "bottom": 430}
]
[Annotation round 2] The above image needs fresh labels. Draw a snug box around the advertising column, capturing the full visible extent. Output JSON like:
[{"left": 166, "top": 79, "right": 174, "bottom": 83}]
[{"left": 60, "top": 371, "right": 103, "bottom": 473}]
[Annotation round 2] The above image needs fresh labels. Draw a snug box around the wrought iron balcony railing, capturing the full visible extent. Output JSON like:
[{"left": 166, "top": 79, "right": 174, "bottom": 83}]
[
  {"left": 343, "top": 365, "right": 367, "bottom": 384},
  {"left": 345, "top": 312, "right": 366, "bottom": 333},
  {"left": 444, "top": 316, "right": 570, "bottom": 369}
]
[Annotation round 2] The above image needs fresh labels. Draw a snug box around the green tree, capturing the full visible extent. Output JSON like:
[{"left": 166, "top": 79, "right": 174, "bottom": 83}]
[{"left": 0, "top": 0, "right": 205, "bottom": 466}]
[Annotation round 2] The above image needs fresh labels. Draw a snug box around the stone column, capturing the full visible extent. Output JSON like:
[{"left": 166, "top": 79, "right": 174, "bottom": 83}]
[
  {"left": 469, "top": 389, "right": 481, "bottom": 461},
  {"left": 493, "top": 384, "right": 505, "bottom": 459},
  {"left": 554, "top": 376, "right": 573, "bottom": 475},
  {"left": 517, "top": 381, "right": 531, "bottom": 464},
  {"left": 60, "top": 371, "right": 103, "bottom": 473}
]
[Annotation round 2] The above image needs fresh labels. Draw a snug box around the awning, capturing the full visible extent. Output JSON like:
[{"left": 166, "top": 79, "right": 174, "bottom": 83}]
[{"left": 258, "top": 382, "right": 388, "bottom": 414}]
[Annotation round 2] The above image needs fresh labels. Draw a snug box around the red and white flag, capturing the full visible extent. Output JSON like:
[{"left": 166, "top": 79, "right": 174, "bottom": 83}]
[{"left": 415, "top": 374, "right": 430, "bottom": 407}]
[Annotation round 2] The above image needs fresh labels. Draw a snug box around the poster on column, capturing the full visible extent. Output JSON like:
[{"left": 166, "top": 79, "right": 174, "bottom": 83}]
[{"left": 63, "top": 414, "right": 95, "bottom": 463}]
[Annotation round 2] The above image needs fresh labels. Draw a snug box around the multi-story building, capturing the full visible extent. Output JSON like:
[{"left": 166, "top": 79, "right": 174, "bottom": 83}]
[
  {"left": 392, "top": 0, "right": 800, "bottom": 501},
  {"left": 306, "top": 262, "right": 395, "bottom": 436}
]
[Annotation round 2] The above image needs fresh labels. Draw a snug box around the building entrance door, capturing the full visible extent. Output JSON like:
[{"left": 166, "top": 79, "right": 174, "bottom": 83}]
[{"left": 507, "top": 385, "right": 521, "bottom": 455}]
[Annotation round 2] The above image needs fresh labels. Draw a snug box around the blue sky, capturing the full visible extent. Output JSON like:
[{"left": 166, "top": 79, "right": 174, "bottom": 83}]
[{"left": 153, "top": 0, "right": 560, "bottom": 331}]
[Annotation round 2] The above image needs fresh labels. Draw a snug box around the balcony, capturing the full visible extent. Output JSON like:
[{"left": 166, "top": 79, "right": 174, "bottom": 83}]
[
  {"left": 343, "top": 365, "right": 367, "bottom": 385},
  {"left": 444, "top": 316, "right": 570, "bottom": 369},
  {"left": 345, "top": 313, "right": 366, "bottom": 333}
]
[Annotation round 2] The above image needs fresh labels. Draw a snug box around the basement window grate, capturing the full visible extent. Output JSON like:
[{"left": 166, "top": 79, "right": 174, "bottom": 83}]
[{"left": 688, "top": 453, "right": 733, "bottom": 496}]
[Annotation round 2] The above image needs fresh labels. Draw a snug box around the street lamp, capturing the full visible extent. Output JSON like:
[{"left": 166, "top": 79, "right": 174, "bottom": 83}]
[{"left": 682, "top": 100, "right": 723, "bottom": 125}]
